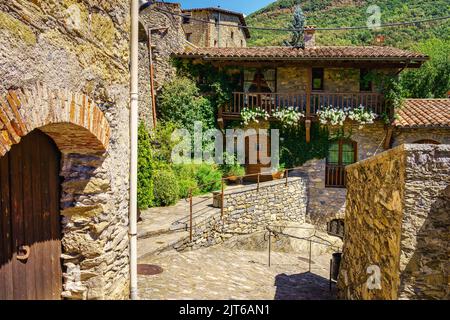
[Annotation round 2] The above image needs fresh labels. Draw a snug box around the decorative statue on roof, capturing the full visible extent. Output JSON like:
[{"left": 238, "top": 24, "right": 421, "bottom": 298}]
[{"left": 284, "top": 5, "right": 306, "bottom": 49}]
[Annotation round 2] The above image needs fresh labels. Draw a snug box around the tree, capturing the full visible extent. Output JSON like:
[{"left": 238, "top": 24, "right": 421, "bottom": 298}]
[
  {"left": 283, "top": 5, "right": 306, "bottom": 48},
  {"left": 400, "top": 38, "right": 450, "bottom": 98},
  {"left": 158, "top": 76, "right": 214, "bottom": 130}
]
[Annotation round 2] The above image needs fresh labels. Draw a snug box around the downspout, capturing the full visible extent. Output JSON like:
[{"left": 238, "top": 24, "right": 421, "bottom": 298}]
[{"left": 129, "top": 0, "right": 139, "bottom": 300}]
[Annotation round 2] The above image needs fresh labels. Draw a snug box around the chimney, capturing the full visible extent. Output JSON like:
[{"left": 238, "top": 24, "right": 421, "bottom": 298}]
[
  {"left": 374, "top": 34, "right": 385, "bottom": 46},
  {"left": 304, "top": 26, "right": 316, "bottom": 48}
]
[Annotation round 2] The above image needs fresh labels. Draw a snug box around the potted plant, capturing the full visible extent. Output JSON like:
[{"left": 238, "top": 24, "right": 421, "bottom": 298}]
[
  {"left": 226, "top": 165, "right": 245, "bottom": 183},
  {"left": 272, "top": 163, "right": 286, "bottom": 180},
  {"left": 220, "top": 152, "right": 245, "bottom": 183}
]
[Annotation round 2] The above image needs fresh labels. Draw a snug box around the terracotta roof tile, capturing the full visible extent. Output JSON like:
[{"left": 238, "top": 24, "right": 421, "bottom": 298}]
[
  {"left": 175, "top": 46, "right": 428, "bottom": 61},
  {"left": 394, "top": 99, "right": 450, "bottom": 128}
]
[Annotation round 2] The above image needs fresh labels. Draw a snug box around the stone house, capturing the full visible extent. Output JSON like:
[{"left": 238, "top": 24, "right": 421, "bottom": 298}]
[
  {"left": 138, "top": 2, "right": 250, "bottom": 128},
  {"left": 173, "top": 26, "right": 449, "bottom": 231},
  {"left": 0, "top": 1, "right": 131, "bottom": 299},
  {"left": 181, "top": 7, "right": 250, "bottom": 48}
]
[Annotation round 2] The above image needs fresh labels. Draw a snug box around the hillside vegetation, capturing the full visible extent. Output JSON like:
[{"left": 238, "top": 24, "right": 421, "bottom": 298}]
[{"left": 247, "top": 0, "right": 450, "bottom": 49}]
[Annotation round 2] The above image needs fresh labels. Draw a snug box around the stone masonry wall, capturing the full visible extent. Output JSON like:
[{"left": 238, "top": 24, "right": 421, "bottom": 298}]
[
  {"left": 338, "top": 144, "right": 450, "bottom": 300},
  {"left": 296, "top": 122, "right": 387, "bottom": 230},
  {"left": 337, "top": 146, "right": 406, "bottom": 300},
  {"left": 183, "top": 10, "right": 247, "bottom": 48},
  {"left": 139, "top": 2, "right": 186, "bottom": 128},
  {"left": 176, "top": 177, "right": 307, "bottom": 251},
  {"left": 398, "top": 144, "right": 450, "bottom": 299},
  {"left": 0, "top": 1, "right": 131, "bottom": 299}
]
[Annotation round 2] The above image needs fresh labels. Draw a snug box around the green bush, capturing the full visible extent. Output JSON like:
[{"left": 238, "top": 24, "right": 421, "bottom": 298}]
[
  {"left": 153, "top": 170, "right": 180, "bottom": 207},
  {"left": 173, "top": 164, "right": 200, "bottom": 198},
  {"left": 158, "top": 77, "right": 214, "bottom": 130},
  {"left": 220, "top": 152, "right": 245, "bottom": 177},
  {"left": 151, "top": 121, "right": 181, "bottom": 166},
  {"left": 137, "top": 122, "right": 154, "bottom": 210},
  {"left": 195, "top": 164, "right": 222, "bottom": 193}
]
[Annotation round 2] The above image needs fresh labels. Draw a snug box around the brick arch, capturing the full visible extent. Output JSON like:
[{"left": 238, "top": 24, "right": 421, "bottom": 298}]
[{"left": 0, "top": 83, "right": 110, "bottom": 156}]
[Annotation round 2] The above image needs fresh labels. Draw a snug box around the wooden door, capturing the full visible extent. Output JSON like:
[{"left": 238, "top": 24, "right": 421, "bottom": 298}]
[{"left": 0, "top": 129, "right": 62, "bottom": 300}]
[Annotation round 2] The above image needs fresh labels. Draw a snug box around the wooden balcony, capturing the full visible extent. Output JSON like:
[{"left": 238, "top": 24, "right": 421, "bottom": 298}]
[{"left": 222, "top": 91, "right": 386, "bottom": 120}]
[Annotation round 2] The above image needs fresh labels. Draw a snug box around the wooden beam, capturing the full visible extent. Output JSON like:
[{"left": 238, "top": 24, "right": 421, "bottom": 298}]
[
  {"left": 384, "top": 126, "right": 394, "bottom": 149},
  {"left": 305, "top": 119, "right": 311, "bottom": 144}
]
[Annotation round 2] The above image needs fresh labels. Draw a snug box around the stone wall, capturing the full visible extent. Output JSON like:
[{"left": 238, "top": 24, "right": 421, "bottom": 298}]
[
  {"left": 398, "top": 144, "right": 450, "bottom": 299},
  {"left": 0, "top": 1, "right": 131, "bottom": 299},
  {"left": 296, "top": 122, "right": 387, "bottom": 229},
  {"left": 393, "top": 128, "right": 450, "bottom": 146},
  {"left": 183, "top": 10, "right": 247, "bottom": 48},
  {"left": 337, "top": 144, "right": 450, "bottom": 300},
  {"left": 277, "top": 67, "right": 363, "bottom": 93},
  {"left": 139, "top": 2, "right": 186, "bottom": 128},
  {"left": 176, "top": 177, "right": 307, "bottom": 251}
]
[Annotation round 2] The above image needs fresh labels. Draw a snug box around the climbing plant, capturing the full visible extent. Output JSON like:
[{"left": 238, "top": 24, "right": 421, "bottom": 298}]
[{"left": 271, "top": 122, "right": 330, "bottom": 168}]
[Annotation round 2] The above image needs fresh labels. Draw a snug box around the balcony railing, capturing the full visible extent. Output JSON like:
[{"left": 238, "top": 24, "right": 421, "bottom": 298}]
[{"left": 223, "top": 91, "right": 386, "bottom": 119}]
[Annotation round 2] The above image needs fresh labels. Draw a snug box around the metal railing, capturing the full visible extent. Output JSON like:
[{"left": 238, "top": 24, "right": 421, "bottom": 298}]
[{"left": 265, "top": 226, "right": 343, "bottom": 292}]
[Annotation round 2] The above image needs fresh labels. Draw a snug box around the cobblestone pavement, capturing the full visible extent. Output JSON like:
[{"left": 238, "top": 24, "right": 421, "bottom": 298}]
[{"left": 138, "top": 245, "right": 336, "bottom": 300}]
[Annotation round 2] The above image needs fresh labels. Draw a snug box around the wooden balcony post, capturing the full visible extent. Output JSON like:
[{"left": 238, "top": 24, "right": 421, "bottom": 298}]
[
  {"left": 305, "top": 119, "right": 311, "bottom": 144},
  {"left": 306, "top": 67, "right": 312, "bottom": 117}
]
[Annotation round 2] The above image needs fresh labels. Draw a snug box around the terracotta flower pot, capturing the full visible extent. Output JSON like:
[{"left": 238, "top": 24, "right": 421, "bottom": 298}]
[{"left": 272, "top": 170, "right": 285, "bottom": 180}]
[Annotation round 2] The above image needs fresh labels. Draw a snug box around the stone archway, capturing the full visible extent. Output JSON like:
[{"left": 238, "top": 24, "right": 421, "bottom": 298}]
[{"left": 0, "top": 83, "right": 116, "bottom": 299}]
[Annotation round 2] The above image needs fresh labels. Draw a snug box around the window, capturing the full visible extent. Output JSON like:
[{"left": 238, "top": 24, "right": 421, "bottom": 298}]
[
  {"left": 326, "top": 139, "right": 357, "bottom": 187},
  {"left": 312, "top": 68, "right": 324, "bottom": 91},
  {"left": 360, "top": 69, "right": 372, "bottom": 92},
  {"left": 231, "top": 31, "right": 234, "bottom": 39},
  {"left": 327, "top": 219, "right": 345, "bottom": 238},
  {"left": 241, "top": 39, "right": 244, "bottom": 47},
  {"left": 182, "top": 15, "right": 191, "bottom": 24},
  {"left": 185, "top": 33, "right": 192, "bottom": 42},
  {"left": 243, "top": 68, "right": 276, "bottom": 93},
  {"left": 214, "top": 40, "right": 218, "bottom": 47}
]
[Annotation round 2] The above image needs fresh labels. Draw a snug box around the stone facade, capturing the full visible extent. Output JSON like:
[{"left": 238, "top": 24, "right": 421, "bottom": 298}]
[
  {"left": 0, "top": 1, "right": 131, "bottom": 299},
  {"left": 296, "top": 122, "right": 387, "bottom": 229},
  {"left": 139, "top": 2, "right": 186, "bottom": 128},
  {"left": 182, "top": 9, "right": 248, "bottom": 48},
  {"left": 393, "top": 128, "right": 450, "bottom": 146},
  {"left": 338, "top": 144, "right": 450, "bottom": 300},
  {"left": 276, "top": 67, "right": 371, "bottom": 93},
  {"left": 176, "top": 177, "right": 307, "bottom": 251}
]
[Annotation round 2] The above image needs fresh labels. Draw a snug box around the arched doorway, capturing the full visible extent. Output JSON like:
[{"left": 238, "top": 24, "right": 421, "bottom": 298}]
[{"left": 0, "top": 129, "right": 62, "bottom": 300}]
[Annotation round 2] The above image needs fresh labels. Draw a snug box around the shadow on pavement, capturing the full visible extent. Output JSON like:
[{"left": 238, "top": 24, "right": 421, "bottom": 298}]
[{"left": 274, "top": 272, "right": 337, "bottom": 300}]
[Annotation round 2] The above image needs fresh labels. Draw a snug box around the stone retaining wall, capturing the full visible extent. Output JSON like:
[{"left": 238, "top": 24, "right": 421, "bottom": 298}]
[
  {"left": 337, "top": 144, "right": 450, "bottom": 300},
  {"left": 176, "top": 177, "right": 307, "bottom": 251}
]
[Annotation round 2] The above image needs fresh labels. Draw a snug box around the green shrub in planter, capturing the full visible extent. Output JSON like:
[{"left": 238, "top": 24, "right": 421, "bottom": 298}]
[{"left": 153, "top": 170, "right": 180, "bottom": 207}]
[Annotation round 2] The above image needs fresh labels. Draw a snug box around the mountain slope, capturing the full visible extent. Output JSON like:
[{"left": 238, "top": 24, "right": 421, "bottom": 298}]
[{"left": 246, "top": 0, "right": 450, "bottom": 49}]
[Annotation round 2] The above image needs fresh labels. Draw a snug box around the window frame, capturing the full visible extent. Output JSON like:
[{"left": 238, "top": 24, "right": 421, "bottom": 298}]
[
  {"left": 360, "top": 68, "right": 373, "bottom": 92},
  {"left": 325, "top": 139, "right": 357, "bottom": 188},
  {"left": 312, "top": 68, "right": 324, "bottom": 91}
]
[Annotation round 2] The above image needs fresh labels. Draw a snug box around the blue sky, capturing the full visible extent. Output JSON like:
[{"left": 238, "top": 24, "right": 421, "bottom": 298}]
[{"left": 175, "top": 0, "right": 275, "bottom": 15}]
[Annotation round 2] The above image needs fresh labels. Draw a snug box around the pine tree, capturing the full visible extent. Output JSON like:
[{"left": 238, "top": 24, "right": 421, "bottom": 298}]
[{"left": 284, "top": 5, "right": 306, "bottom": 48}]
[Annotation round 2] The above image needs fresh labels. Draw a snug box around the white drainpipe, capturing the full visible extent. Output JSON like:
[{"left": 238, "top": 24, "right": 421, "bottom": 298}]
[{"left": 129, "top": 0, "right": 139, "bottom": 300}]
